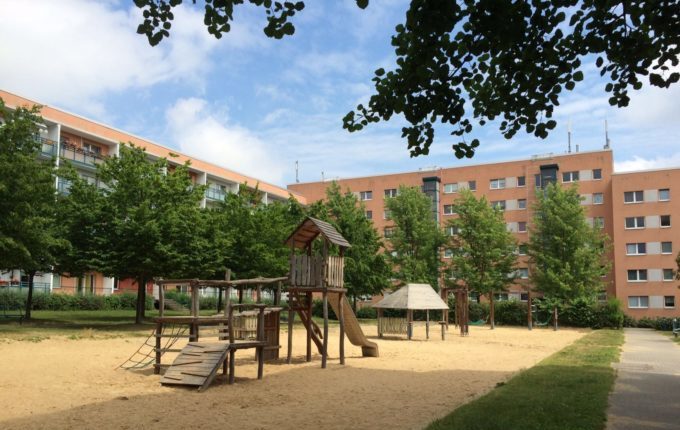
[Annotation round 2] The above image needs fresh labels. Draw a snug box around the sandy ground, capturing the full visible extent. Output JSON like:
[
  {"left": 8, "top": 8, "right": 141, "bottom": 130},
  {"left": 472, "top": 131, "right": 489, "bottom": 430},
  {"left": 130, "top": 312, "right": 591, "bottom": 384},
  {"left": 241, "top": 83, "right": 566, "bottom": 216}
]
[{"left": 0, "top": 323, "right": 585, "bottom": 430}]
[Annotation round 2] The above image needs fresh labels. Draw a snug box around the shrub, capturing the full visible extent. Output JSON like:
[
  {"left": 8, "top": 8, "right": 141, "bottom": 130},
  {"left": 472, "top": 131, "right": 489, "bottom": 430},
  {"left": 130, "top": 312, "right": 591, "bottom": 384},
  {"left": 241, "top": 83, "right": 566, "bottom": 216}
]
[
  {"left": 312, "top": 299, "right": 337, "bottom": 320},
  {"left": 356, "top": 306, "right": 377, "bottom": 319},
  {"left": 468, "top": 302, "right": 489, "bottom": 322},
  {"left": 592, "top": 299, "right": 624, "bottom": 329},
  {"left": 561, "top": 296, "right": 596, "bottom": 327},
  {"left": 494, "top": 300, "right": 527, "bottom": 326},
  {"left": 0, "top": 290, "right": 150, "bottom": 311}
]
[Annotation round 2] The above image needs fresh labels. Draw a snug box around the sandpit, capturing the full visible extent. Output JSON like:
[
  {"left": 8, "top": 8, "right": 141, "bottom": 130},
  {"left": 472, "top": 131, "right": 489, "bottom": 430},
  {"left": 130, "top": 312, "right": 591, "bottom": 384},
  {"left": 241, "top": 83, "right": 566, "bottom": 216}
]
[{"left": 0, "top": 323, "right": 585, "bottom": 430}]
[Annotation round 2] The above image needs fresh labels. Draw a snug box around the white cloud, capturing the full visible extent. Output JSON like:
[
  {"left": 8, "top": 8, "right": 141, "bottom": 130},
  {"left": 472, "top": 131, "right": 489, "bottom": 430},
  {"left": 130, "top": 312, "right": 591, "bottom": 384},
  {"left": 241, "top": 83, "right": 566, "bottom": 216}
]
[
  {"left": 165, "top": 97, "right": 286, "bottom": 184},
  {"left": 0, "top": 0, "right": 259, "bottom": 118},
  {"left": 614, "top": 153, "right": 680, "bottom": 173}
]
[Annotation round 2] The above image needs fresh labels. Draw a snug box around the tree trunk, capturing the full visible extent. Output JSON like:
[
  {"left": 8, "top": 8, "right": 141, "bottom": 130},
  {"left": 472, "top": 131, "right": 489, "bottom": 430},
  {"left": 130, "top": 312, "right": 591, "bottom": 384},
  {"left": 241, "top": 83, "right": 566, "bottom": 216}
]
[
  {"left": 135, "top": 276, "right": 146, "bottom": 324},
  {"left": 553, "top": 305, "right": 559, "bottom": 331},
  {"left": 489, "top": 292, "right": 495, "bottom": 330},
  {"left": 352, "top": 295, "right": 357, "bottom": 312},
  {"left": 25, "top": 271, "right": 36, "bottom": 320}
]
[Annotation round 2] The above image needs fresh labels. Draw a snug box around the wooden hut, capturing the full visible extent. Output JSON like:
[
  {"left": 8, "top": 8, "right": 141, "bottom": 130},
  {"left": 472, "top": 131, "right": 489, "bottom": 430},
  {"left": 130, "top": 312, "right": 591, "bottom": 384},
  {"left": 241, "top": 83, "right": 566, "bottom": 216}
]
[
  {"left": 373, "top": 283, "right": 449, "bottom": 340},
  {"left": 285, "top": 217, "right": 351, "bottom": 368}
]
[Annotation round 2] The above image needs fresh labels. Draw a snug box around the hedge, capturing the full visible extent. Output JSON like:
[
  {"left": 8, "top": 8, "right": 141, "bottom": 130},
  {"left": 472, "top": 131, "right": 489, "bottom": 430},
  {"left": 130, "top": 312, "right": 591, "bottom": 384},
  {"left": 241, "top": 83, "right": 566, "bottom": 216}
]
[
  {"left": 626, "top": 315, "right": 679, "bottom": 331},
  {"left": 0, "top": 290, "right": 152, "bottom": 311}
]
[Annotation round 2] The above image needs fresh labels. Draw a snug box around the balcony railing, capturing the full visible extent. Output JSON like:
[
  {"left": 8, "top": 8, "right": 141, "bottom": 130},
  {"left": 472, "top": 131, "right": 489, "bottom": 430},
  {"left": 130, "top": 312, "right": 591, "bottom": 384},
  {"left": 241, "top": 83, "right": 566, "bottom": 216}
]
[
  {"left": 205, "top": 187, "right": 227, "bottom": 201},
  {"left": 60, "top": 143, "right": 106, "bottom": 168},
  {"left": 35, "top": 136, "right": 58, "bottom": 157},
  {"left": 57, "top": 178, "right": 71, "bottom": 195}
]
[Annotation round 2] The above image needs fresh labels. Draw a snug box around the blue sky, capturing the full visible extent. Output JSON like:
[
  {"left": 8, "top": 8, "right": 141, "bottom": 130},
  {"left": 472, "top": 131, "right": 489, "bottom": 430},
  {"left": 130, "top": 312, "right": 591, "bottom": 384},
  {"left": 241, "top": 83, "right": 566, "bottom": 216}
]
[{"left": 1, "top": 0, "right": 679, "bottom": 186}]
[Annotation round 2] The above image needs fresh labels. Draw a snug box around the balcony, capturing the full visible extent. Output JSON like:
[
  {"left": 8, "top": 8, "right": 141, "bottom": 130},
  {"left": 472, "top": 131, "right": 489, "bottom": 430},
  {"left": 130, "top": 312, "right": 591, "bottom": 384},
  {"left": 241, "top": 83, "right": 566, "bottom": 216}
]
[
  {"left": 35, "top": 136, "right": 58, "bottom": 157},
  {"left": 205, "top": 187, "right": 228, "bottom": 201},
  {"left": 57, "top": 178, "right": 71, "bottom": 195},
  {"left": 60, "top": 143, "right": 106, "bottom": 169}
]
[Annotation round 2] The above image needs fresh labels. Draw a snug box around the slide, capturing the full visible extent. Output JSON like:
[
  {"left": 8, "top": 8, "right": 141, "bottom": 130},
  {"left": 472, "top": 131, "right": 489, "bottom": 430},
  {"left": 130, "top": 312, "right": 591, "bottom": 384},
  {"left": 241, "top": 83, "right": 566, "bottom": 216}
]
[{"left": 328, "top": 292, "right": 379, "bottom": 357}]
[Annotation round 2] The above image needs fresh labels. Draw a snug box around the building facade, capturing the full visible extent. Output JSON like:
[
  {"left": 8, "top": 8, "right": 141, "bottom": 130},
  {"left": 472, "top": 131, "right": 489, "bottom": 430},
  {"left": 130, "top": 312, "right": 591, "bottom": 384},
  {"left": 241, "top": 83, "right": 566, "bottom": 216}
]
[
  {"left": 0, "top": 90, "right": 305, "bottom": 296},
  {"left": 288, "top": 150, "right": 679, "bottom": 317}
]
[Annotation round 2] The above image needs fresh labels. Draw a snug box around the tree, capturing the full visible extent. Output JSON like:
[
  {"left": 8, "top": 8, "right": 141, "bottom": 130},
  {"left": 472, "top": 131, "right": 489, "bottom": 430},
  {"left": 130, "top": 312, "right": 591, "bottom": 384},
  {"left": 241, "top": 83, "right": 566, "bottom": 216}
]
[
  {"left": 313, "top": 182, "right": 391, "bottom": 309},
  {"left": 95, "top": 144, "right": 218, "bottom": 323},
  {"left": 527, "top": 182, "right": 609, "bottom": 330},
  {"left": 0, "top": 99, "right": 65, "bottom": 319},
  {"left": 385, "top": 186, "right": 446, "bottom": 288},
  {"left": 134, "top": 1, "right": 679, "bottom": 158},
  {"left": 447, "top": 189, "right": 517, "bottom": 329}
]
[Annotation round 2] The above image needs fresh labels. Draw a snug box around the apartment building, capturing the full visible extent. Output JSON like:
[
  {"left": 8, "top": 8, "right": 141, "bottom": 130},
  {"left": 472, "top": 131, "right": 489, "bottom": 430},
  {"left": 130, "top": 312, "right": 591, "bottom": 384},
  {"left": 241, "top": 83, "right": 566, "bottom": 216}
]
[
  {"left": 288, "top": 150, "right": 680, "bottom": 317},
  {"left": 0, "top": 90, "right": 305, "bottom": 296}
]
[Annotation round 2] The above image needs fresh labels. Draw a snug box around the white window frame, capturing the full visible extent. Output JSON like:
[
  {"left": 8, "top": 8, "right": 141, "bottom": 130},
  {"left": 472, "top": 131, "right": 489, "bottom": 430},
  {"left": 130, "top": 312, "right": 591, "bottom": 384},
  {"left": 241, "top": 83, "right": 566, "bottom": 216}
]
[
  {"left": 663, "top": 269, "right": 675, "bottom": 282},
  {"left": 443, "top": 183, "right": 458, "bottom": 194},
  {"left": 659, "top": 188, "right": 670, "bottom": 201},
  {"left": 562, "top": 171, "right": 579, "bottom": 183},
  {"left": 443, "top": 204, "right": 456, "bottom": 215},
  {"left": 517, "top": 244, "right": 528, "bottom": 255},
  {"left": 593, "top": 193, "right": 604, "bottom": 205},
  {"left": 518, "top": 199, "right": 527, "bottom": 209},
  {"left": 383, "top": 227, "right": 395, "bottom": 238},
  {"left": 624, "top": 216, "right": 645, "bottom": 229},
  {"left": 626, "top": 243, "right": 646, "bottom": 256},
  {"left": 661, "top": 241, "right": 673, "bottom": 254},
  {"left": 593, "top": 169, "right": 602, "bottom": 180},
  {"left": 365, "top": 210, "right": 372, "bottom": 220},
  {"left": 664, "top": 296, "right": 675, "bottom": 309},
  {"left": 628, "top": 296, "right": 649, "bottom": 309},
  {"left": 594, "top": 217, "right": 605, "bottom": 229},
  {"left": 490, "top": 178, "right": 506, "bottom": 190},
  {"left": 627, "top": 269, "right": 648, "bottom": 282},
  {"left": 383, "top": 210, "right": 391, "bottom": 220},
  {"left": 518, "top": 221, "right": 527, "bottom": 232},
  {"left": 384, "top": 188, "right": 398, "bottom": 198},
  {"left": 446, "top": 226, "right": 459, "bottom": 236},
  {"left": 624, "top": 190, "right": 644, "bottom": 204},
  {"left": 468, "top": 180, "right": 477, "bottom": 191},
  {"left": 491, "top": 200, "right": 506, "bottom": 211},
  {"left": 443, "top": 249, "right": 453, "bottom": 259},
  {"left": 518, "top": 268, "right": 529, "bottom": 279},
  {"left": 359, "top": 191, "right": 372, "bottom": 201},
  {"left": 660, "top": 215, "right": 671, "bottom": 228},
  {"left": 517, "top": 176, "right": 526, "bottom": 187}
]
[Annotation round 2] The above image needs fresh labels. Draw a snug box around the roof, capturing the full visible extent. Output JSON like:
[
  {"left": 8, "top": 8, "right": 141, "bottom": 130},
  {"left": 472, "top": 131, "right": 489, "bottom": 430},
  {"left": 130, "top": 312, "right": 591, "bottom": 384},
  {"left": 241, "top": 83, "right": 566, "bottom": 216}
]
[
  {"left": 373, "top": 283, "right": 449, "bottom": 310},
  {"left": 285, "top": 217, "right": 351, "bottom": 249}
]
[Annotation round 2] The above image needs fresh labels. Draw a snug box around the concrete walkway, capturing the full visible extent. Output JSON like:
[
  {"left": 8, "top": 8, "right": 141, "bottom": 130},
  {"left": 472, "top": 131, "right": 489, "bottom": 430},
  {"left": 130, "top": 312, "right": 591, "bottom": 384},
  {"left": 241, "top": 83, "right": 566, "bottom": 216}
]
[{"left": 607, "top": 328, "right": 680, "bottom": 430}]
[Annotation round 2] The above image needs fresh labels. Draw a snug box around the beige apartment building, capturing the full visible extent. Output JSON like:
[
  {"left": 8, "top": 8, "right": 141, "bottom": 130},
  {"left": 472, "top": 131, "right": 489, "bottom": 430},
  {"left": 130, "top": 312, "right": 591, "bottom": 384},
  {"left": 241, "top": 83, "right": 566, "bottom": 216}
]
[{"left": 289, "top": 150, "right": 680, "bottom": 318}]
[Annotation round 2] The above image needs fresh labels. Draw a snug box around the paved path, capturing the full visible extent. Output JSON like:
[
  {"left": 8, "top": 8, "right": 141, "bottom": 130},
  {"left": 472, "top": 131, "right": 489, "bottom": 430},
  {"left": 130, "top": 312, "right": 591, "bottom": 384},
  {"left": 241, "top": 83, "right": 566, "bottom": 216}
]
[{"left": 607, "top": 328, "right": 680, "bottom": 430}]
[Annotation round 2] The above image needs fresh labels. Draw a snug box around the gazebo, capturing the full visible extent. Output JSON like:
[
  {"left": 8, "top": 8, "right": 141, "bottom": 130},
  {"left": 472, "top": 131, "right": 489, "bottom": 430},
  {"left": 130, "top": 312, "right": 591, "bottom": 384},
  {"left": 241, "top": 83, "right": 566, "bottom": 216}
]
[{"left": 373, "top": 283, "right": 449, "bottom": 340}]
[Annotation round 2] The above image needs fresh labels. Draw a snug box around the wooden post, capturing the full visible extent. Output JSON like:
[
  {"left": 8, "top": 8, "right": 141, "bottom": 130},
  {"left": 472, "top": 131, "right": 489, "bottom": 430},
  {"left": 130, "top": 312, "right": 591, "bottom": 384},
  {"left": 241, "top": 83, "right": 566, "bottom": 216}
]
[
  {"left": 190, "top": 280, "right": 199, "bottom": 317},
  {"left": 489, "top": 292, "right": 495, "bottom": 330},
  {"left": 275, "top": 281, "right": 282, "bottom": 306},
  {"left": 158, "top": 284, "right": 165, "bottom": 318},
  {"left": 306, "top": 291, "right": 312, "bottom": 362},
  {"left": 228, "top": 303, "right": 236, "bottom": 384},
  {"left": 407, "top": 309, "right": 413, "bottom": 340},
  {"left": 426, "top": 309, "right": 430, "bottom": 340},
  {"left": 339, "top": 292, "right": 345, "bottom": 365},
  {"left": 154, "top": 320, "right": 162, "bottom": 374},
  {"left": 322, "top": 289, "right": 329, "bottom": 369},
  {"left": 256, "top": 284, "right": 262, "bottom": 303},
  {"left": 287, "top": 294, "right": 295, "bottom": 364},
  {"left": 257, "top": 306, "right": 265, "bottom": 379},
  {"left": 527, "top": 290, "right": 533, "bottom": 330},
  {"left": 224, "top": 270, "right": 232, "bottom": 317},
  {"left": 377, "top": 308, "right": 383, "bottom": 338},
  {"left": 238, "top": 288, "right": 243, "bottom": 304}
]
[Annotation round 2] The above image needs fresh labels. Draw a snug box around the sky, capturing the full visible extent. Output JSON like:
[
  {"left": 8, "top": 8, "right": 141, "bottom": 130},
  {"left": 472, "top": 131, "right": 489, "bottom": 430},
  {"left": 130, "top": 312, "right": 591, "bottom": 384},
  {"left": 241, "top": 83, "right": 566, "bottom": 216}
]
[{"left": 1, "top": 0, "right": 679, "bottom": 186}]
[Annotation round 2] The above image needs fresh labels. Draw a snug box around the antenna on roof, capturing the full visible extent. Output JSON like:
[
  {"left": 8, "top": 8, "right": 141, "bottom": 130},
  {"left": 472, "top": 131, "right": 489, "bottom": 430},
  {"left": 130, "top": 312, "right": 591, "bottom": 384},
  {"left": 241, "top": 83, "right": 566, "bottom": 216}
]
[
  {"left": 295, "top": 160, "right": 299, "bottom": 183},
  {"left": 321, "top": 171, "right": 325, "bottom": 182},
  {"left": 567, "top": 118, "right": 572, "bottom": 153},
  {"left": 604, "top": 119, "right": 611, "bottom": 149}
]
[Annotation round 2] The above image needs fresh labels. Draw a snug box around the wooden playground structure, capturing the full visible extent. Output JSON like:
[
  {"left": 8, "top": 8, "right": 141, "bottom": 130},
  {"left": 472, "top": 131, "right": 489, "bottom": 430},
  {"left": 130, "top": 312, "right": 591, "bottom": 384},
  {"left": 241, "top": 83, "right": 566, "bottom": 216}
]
[
  {"left": 441, "top": 287, "right": 470, "bottom": 337},
  {"left": 121, "top": 216, "right": 379, "bottom": 390}
]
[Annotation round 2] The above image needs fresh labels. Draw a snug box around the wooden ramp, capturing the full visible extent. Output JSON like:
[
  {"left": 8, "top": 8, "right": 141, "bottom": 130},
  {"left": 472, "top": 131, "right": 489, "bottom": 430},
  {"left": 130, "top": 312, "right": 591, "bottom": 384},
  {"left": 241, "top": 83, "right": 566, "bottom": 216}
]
[{"left": 160, "top": 342, "right": 230, "bottom": 391}]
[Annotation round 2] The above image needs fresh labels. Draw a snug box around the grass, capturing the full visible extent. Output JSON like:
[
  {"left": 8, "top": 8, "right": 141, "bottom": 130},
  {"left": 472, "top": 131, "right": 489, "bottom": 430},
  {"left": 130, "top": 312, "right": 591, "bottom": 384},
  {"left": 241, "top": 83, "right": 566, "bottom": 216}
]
[{"left": 428, "top": 329, "right": 624, "bottom": 430}]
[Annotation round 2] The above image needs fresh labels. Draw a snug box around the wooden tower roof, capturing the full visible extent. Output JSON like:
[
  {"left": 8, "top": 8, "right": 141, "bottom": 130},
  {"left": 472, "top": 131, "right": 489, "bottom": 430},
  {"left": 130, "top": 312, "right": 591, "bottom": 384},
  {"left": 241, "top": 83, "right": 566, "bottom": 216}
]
[{"left": 285, "top": 217, "right": 351, "bottom": 249}]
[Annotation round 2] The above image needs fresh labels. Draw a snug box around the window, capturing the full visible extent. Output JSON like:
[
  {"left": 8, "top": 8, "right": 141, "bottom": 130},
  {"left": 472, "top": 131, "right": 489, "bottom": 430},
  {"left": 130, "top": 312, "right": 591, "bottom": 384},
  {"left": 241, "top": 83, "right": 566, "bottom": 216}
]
[
  {"left": 494, "top": 293, "right": 509, "bottom": 301},
  {"left": 443, "top": 204, "right": 456, "bottom": 215},
  {"left": 383, "top": 210, "right": 391, "bottom": 220},
  {"left": 626, "top": 243, "right": 646, "bottom": 255},
  {"left": 383, "top": 227, "right": 395, "bottom": 238},
  {"left": 490, "top": 200, "right": 506, "bottom": 211},
  {"left": 384, "top": 188, "right": 398, "bottom": 198},
  {"left": 661, "top": 215, "right": 671, "bottom": 227},
  {"left": 518, "top": 222, "right": 527, "bottom": 232},
  {"left": 663, "top": 269, "right": 675, "bottom": 281},
  {"left": 627, "top": 269, "right": 648, "bottom": 282},
  {"left": 468, "top": 180, "right": 476, "bottom": 191},
  {"left": 593, "top": 169, "right": 602, "bottom": 180},
  {"left": 365, "top": 210, "right": 372, "bottom": 220},
  {"left": 662, "top": 242, "right": 673, "bottom": 254},
  {"left": 562, "top": 171, "right": 579, "bottom": 182},
  {"left": 518, "top": 199, "right": 527, "bottom": 209},
  {"left": 518, "top": 268, "right": 529, "bottom": 279},
  {"left": 446, "top": 226, "right": 459, "bottom": 236},
  {"left": 625, "top": 216, "right": 645, "bottom": 229},
  {"left": 82, "top": 142, "right": 101, "bottom": 155},
  {"left": 520, "top": 293, "right": 529, "bottom": 302},
  {"left": 112, "top": 278, "right": 118, "bottom": 291},
  {"left": 628, "top": 296, "right": 649, "bottom": 308},
  {"left": 659, "top": 188, "right": 670, "bottom": 201},
  {"left": 624, "top": 190, "right": 644, "bottom": 203},
  {"left": 443, "top": 183, "right": 458, "bottom": 194},
  {"left": 490, "top": 178, "right": 506, "bottom": 189},
  {"left": 594, "top": 217, "right": 605, "bottom": 228},
  {"left": 443, "top": 249, "right": 453, "bottom": 258},
  {"left": 664, "top": 296, "right": 675, "bottom": 309},
  {"left": 518, "top": 244, "right": 528, "bottom": 255},
  {"left": 534, "top": 174, "right": 541, "bottom": 189},
  {"left": 593, "top": 193, "right": 604, "bottom": 204},
  {"left": 359, "top": 191, "right": 372, "bottom": 201},
  {"left": 517, "top": 176, "right": 526, "bottom": 187}
]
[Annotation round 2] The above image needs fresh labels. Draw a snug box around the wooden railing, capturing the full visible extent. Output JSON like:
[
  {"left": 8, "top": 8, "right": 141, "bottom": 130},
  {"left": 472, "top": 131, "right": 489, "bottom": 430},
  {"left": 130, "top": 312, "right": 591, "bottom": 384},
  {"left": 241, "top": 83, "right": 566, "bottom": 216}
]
[{"left": 289, "top": 255, "right": 344, "bottom": 288}]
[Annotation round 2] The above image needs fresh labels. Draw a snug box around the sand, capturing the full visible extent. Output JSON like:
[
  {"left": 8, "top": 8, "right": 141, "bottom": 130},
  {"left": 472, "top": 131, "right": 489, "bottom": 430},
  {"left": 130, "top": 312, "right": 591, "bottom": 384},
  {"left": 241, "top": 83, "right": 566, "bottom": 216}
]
[{"left": 0, "top": 323, "right": 585, "bottom": 430}]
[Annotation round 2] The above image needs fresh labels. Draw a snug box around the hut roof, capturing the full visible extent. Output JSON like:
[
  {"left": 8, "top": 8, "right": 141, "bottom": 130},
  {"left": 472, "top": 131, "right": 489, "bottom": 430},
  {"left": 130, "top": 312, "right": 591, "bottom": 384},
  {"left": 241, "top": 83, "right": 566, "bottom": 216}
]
[
  {"left": 284, "top": 217, "right": 351, "bottom": 249},
  {"left": 373, "top": 283, "right": 449, "bottom": 310}
]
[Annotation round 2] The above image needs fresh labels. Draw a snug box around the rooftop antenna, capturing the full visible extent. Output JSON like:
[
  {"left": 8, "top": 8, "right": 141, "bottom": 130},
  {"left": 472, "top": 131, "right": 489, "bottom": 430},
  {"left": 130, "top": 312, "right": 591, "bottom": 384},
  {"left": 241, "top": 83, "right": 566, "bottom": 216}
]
[
  {"left": 604, "top": 119, "right": 611, "bottom": 149},
  {"left": 295, "top": 160, "right": 299, "bottom": 183},
  {"left": 567, "top": 118, "right": 572, "bottom": 153},
  {"left": 321, "top": 171, "right": 325, "bottom": 182}
]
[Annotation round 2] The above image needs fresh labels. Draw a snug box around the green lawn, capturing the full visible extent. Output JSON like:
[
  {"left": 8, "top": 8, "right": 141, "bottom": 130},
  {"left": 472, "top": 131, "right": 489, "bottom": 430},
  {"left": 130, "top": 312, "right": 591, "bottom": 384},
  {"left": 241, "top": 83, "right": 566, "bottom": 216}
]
[{"left": 428, "top": 329, "right": 624, "bottom": 430}]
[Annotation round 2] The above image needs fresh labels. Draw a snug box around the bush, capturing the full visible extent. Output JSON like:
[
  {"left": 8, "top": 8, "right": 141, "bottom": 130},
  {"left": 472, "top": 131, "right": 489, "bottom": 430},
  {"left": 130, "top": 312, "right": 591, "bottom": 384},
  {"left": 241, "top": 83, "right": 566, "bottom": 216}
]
[
  {"left": 0, "top": 290, "right": 150, "bottom": 311},
  {"left": 311, "top": 299, "right": 338, "bottom": 320},
  {"left": 494, "top": 300, "right": 527, "bottom": 326},
  {"left": 468, "top": 302, "right": 488, "bottom": 322},
  {"left": 592, "top": 299, "right": 624, "bottom": 329},
  {"left": 561, "top": 296, "right": 596, "bottom": 328},
  {"left": 356, "top": 306, "right": 377, "bottom": 319}
]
